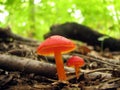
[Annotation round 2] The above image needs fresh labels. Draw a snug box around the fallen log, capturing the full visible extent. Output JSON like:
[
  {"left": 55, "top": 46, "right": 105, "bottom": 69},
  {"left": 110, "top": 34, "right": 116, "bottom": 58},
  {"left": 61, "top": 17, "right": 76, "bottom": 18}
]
[
  {"left": 0, "top": 54, "right": 74, "bottom": 78},
  {"left": 0, "top": 27, "right": 37, "bottom": 43},
  {"left": 0, "top": 54, "right": 57, "bottom": 78},
  {"left": 0, "top": 54, "right": 112, "bottom": 80},
  {"left": 44, "top": 22, "right": 120, "bottom": 51}
]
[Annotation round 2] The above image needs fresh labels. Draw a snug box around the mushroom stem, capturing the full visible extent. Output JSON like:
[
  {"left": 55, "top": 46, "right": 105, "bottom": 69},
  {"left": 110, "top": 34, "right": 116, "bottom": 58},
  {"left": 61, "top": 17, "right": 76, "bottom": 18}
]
[
  {"left": 54, "top": 51, "right": 67, "bottom": 81},
  {"left": 75, "top": 66, "right": 80, "bottom": 79}
]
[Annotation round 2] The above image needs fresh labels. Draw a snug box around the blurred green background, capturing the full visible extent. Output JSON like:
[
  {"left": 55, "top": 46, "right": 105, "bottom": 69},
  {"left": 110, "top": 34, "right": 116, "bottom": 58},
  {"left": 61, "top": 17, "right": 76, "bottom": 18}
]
[{"left": 0, "top": 0, "right": 120, "bottom": 40}]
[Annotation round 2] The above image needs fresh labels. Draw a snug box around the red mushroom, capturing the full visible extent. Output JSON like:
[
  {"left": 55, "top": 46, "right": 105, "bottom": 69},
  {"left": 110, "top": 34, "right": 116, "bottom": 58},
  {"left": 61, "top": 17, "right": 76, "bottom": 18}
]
[
  {"left": 66, "top": 56, "right": 85, "bottom": 79},
  {"left": 37, "top": 35, "right": 76, "bottom": 81}
]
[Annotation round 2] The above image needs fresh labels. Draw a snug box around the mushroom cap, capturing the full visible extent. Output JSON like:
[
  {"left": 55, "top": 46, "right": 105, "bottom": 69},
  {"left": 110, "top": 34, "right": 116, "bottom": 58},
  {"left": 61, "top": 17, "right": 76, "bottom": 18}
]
[
  {"left": 37, "top": 35, "right": 76, "bottom": 56},
  {"left": 66, "top": 56, "right": 85, "bottom": 67}
]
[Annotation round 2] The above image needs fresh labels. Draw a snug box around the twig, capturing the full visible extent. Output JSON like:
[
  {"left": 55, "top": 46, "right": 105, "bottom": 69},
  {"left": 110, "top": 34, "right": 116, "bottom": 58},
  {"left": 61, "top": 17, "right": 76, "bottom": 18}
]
[
  {"left": 85, "top": 68, "right": 114, "bottom": 74},
  {"left": 74, "top": 54, "right": 120, "bottom": 69},
  {"left": 96, "top": 78, "right": 120, "bottom": 89},
  {"left": 106, "top": 78, "right": 120, "bottom": 84},
  {"left": 0, "top": 27, "right": 37, "bottom": 43},
  {"left": 67, "top": 68, "right": 113, "bottom": 81}
]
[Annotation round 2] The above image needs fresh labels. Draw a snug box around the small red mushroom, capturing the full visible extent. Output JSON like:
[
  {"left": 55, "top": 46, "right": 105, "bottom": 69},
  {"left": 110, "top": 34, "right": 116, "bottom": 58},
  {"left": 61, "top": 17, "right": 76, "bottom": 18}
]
[
  {"left": 66, "top": 56, "right": 85, "bottom": 79},
  {"left": 37, "top": 35, "right": 76, "bottom": 81}
]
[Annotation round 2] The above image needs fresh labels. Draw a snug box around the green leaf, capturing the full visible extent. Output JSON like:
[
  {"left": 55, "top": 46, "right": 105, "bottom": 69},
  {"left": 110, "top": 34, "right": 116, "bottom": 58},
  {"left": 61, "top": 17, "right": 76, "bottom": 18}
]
[{"left": 98, "top": 36, "right": 109, "bottom": 41}]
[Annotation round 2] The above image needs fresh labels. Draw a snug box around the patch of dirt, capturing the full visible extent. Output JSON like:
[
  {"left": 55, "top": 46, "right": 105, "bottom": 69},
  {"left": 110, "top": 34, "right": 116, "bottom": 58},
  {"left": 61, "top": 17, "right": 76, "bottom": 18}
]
[{"left": 0, "top": 28, "right": 120, "bottom": 90}]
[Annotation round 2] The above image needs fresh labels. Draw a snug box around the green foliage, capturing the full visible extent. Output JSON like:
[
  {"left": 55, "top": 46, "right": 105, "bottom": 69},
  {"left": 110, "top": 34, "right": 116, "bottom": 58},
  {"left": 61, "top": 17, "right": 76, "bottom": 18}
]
[{"left": 0, "top": 0, "right": 120, "bottom": 40}]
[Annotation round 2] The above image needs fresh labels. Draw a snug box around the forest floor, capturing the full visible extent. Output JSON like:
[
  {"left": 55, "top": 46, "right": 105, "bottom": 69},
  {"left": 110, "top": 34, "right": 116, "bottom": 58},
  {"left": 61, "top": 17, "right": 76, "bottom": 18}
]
[{"left": 0, "top": 29, "right": 120, "bottom": 90}]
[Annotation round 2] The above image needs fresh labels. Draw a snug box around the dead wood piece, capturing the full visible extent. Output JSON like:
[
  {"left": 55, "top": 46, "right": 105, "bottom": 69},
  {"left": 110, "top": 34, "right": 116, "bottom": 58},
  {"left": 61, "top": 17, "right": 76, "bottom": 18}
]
[
  {"left": 0, "top": 27, "right": 37, "bottom": 43},
  {"left": 44, "top": 22, "right": 120, "bottom": 51},
  {"left": 85, "top": 68, "right": 114, "bottom": 74},
  {"left": 33, "top": 84, "right": 55, "bottom": 90},
  {"left": 0, "top": 54, "right": 57, "bottom": 78},
  {"left": 67, "top": 69, "right": 112, "bottom": 81},
  {"left": 0, "top": 75, "right": 13, "bottom": 88},
  {"left": 0, "top": 54, "right": 113, "bottom": 80},
  {"left": 8, "top": 49, "right": 29, "bottom": 57},
  {"left": 73, "top": 54, "right": 120, "bottom": 69},
  {"left": 8, "top": 85, "right": 32, "bottom": 90},
  {"left": 95, "top": 78, "right": 120, "bottom": 89},
  {"left": 0, "top": 54, "right": 74, "bottom": 78}
]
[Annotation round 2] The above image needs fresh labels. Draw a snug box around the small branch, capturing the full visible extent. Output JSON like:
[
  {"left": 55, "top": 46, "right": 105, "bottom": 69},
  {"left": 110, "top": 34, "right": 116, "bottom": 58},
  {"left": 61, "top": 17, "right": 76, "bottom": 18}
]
[
  {"left": 0, "top": 27, "right": 37, "bottom": 42},
  {"left": 96, "top": 78, "right": 120, "bottom": 89},
  {"left": 85, "top": 68, "right": 114, "bottom": 74},
  {"left": 67, "top": 68, "right": 112, "bottom": 81},
  {"left": 74, "top": 54, "right": 120, "bottom": 69}
]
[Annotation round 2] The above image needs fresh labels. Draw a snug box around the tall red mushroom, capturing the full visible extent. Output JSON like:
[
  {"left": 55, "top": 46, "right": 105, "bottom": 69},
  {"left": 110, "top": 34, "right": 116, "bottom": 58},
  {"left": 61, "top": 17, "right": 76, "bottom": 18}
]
[
  {"left": 66, "top": 56, "right": 85, "bottom": 79},
  {"left": 37, "top": 35, "right": 76, "bottom": 81}
]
